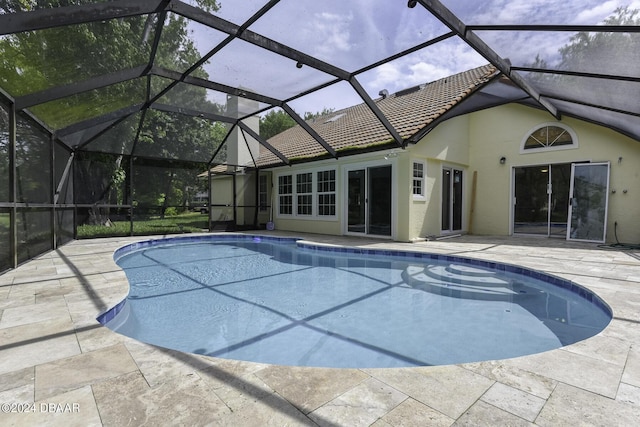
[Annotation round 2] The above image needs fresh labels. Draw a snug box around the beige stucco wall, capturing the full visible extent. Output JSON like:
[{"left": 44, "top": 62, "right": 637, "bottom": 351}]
[
  {"left": 468, "top": 103, "right": 640, "bottom": 243},
  {"left": 271, "top": 152, "right": 404, "bottom": 238},
  {"left": 405, "top": 117, "right": 471, "bottom": 240},
  {"left": 210, "top": 173, "right": 262, "bottom": 226},
  {"left": 268, "top": 115, "right": 475, "bottom": 242},
  {"left": 210, "top": 175, "right": 234, "bottom": 222},
  {"left": 264, "top": 103, "right": 639, "bottom": 244}
]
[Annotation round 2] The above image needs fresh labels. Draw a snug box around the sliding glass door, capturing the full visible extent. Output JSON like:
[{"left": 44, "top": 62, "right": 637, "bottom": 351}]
[
  {"left": 567, "top": 162, "right": 610, "bottom": 242},
  {"left": 442, "top": 167, "right": 463, "bottom": 232},
  {"left": 347, "top": 165, "right": 392, "bottom": 236},
  {"left": 514, "top": 164, "right": 571, "bottom": 237},
  {"left": 514, "top": 162, "right": 609, "bottom": 241}
]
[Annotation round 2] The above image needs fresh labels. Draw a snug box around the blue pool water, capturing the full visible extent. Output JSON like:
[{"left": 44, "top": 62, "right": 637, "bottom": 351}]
[{"left": 100, "top": 235, "right": 611, "bottom": 368}]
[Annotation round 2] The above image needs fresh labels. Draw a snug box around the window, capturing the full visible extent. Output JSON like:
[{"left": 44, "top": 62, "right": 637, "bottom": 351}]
[
  {"left": 522, "top": 124, "right": 577, "bottom": 153},
  {"left": 278, "top": 175, "right": 292, "bottom": 215},
  {"left": 258, "top": 175, "right": 267, "bottom": 211},
  {"left": 276, "top": 168, "right": 336, "bottom": 219},
  {"left": 296, "top": 172, "right": 313, "bottom": 215},
  {"left": 317, "top": 170, "right": 336, "bottom": 216},
  {"left": 412, "top": 161, "right": 425, "bottom": 199}
]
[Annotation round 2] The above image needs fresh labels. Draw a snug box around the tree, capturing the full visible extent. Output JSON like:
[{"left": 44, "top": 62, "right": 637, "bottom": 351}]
[
  {"left": 526, "top": 7, "right": 639, "bottom": 77},
  {"left": 259, "top": 107, "right": 336, "bottom": 140},
  {"left": 523, "top": 6, "right": 638, "bottom": 109},
  {"left": 303, "top": 107, "right": 335, "bottom": 121},
  {"left": 259, "top": 109, "right": 296, "bottom": 139},
  {"left": 0, "top": 1, "right": 224, "bottom": 225},
  {"left": 558, "top": 7, "right": 639, "bottom": 73}
]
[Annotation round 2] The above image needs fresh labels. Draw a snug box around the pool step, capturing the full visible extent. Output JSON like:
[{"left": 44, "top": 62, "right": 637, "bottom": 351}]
[
  {"left": 403, "top": 264, "right": 517, "bottom": 296},
  {"left": 447, "top": 264, "right": 497, "bottom": 277},
  {"left": 408, "top": 264, "right": 509, "bottom": 287}
]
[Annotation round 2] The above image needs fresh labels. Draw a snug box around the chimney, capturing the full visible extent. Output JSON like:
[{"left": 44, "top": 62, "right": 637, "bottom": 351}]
[{"left": 226, "top": 93, "right": 260, "bottom": 173}]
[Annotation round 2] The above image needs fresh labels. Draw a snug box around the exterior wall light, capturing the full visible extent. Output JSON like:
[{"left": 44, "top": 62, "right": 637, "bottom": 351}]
[
  {"left": 384, "top": 150, "right": 398, "bottom": 160},
  {"left": 407, "top": 1, "right": 418, "bottom": 8},
  {"left": 499, "top": 156, "right": 506, "bottom": 164}
]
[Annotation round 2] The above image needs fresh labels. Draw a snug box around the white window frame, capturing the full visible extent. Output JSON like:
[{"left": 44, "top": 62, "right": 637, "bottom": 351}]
[
  {"left": 317, "top": 169, "right": 336, "bottom": 217},
  {"left": 412, "top": 160, "right": 426, "bottom": 200},
  {"left": 277, "top": 174, "right": 293, "bottom": 216},
  {"left": 296, "top": 172, "right": 313, "bottom": 216},
  {"left": 258, "top": 174, "right": 268, "bottom": 212},
  {"left": 275, "top": 167, "right": 338, "bottom": 220},
  {"left": 520, "top": 122, "right": 578, "bottom": 154}
]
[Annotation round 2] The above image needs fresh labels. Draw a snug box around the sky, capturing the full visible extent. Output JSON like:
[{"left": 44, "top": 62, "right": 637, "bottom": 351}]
[{"left": 187, "top": 0, "right": 639, "bottom": 116}]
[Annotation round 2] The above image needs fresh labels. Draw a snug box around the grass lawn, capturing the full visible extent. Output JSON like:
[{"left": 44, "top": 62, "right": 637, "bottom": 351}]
[{"left": 77, "top": 212, "right": 209, "bottom": 238}]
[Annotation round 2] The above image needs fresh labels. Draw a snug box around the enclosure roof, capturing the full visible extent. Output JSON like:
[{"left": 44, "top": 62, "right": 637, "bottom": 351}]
[
  {"left": 1, "top": 1, "right": 638, "bottom": 166},
  {"left": 254, "top": 64, "right": 498, "bottom": 167}
]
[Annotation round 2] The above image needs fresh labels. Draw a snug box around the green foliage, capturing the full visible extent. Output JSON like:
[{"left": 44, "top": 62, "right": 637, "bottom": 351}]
[
  {"left": 559, "top": 7, "right": 639, "bottom": 72},
  {"left": 259, "top": 107, "right": 337, "bottom": 140},
  {"left": 0, "top": 0, "right": 228, "bottom": 226},
  {"left": 15, "top": 114, "right": 51, "bottom": 202},
  {"left": 76, "top": 212, "right": 209, "bottom": 238},
  {"left": 259, "top": 109, "right": 296, "bottom": 139},
  {"left": 0, "top": 1, "right": 220, "bottom": 14},
  {"left": 524, "top": 6, "right": 639, "bottom": 90},
  {"left": 164, "top": 207, "right": 179, "bottom": 216},
  {"left": 303, "top": 107, "right": 335, "bottom": 121}
]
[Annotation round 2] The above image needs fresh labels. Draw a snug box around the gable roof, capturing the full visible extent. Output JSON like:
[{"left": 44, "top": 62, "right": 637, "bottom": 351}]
[{"left": 254, "top": 64, "right": 498, "bottom": 168}]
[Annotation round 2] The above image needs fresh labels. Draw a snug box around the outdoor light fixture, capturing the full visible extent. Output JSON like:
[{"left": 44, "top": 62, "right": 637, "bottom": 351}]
[
  {"left": 296, "top": 61, "right": 303, "bottom": 69},
  {"left": 407, "top": 0, "right": 418, "bottom": 8},
  {"left": 499, "top": 156, "right": 506, "bottom": 164},
  {"left": 384, "top": 150, "right": 398, "bottom": 160}
]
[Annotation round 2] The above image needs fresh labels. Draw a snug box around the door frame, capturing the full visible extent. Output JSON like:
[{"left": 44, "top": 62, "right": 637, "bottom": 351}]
[
  {"left": 441, "top": 165, "right": 465, "bottom": 234},
  {"left": 567, "top": 161, "right": 610, "bottom": 243},
  {"left": 510, "top": 160, "right": 605, "bottom": 240},
  {"left": 511, "top": 162, "right": 573, "bottom": 238},
  {"left": 343, "top": 160, "right": 397, "bottom": 239}
]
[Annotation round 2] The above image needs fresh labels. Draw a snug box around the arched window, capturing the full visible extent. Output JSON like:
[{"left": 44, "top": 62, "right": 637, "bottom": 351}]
[{"left": 521, "top": 123, "right": 577, "bottom": 153}]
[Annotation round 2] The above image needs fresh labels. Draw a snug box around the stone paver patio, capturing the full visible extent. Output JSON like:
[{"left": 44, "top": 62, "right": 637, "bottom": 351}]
[{"left": 1, "top": 232, "right": 639, "bottom": 426}]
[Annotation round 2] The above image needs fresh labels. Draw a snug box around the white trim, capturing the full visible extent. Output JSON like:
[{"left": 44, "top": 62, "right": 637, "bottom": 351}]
[
  {"left": 511, "top": 160, "right": 595, "bottom": 239},
  {"left": 567, "top": 162, "right": 610, "bottom": 243},
  {"left": 412, "top": 160, "right": 426, "bottom": 201},
  {"left": 440, "top": 164, "right": 465, "bottom": 234},
  {"left": 342, "top": 159, "right": 397, "bottom": 239},
  {"left": 520, "top": 122, "right": 578, "bottom": 154},
  {"left": 274, "top": 166, "right": 338, "bottom": 221}
]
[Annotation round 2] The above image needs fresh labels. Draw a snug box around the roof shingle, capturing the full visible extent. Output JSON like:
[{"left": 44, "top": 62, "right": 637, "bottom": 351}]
[{"left": 255, "top": 64, "right": 498, "bottom": 168}]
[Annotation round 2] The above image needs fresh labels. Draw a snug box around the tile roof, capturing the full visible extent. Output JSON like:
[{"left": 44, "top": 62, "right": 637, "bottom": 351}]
[{"left": 255, "top": 64, "right": 497, "bottom": 169}]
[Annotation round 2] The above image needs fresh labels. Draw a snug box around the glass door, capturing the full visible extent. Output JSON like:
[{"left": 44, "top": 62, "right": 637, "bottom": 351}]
[
  {"left": 347, "top": 169, "right": 366, "bottom": 233},
  {"left": 514, "top": 164, "right": 571, "bottom": 236},
  {"left": 368, "top": 166, "right": 392, "bottom": 236},
  {"left": 567, "top": 162, "right": 610, "bottom": 242},
  {"left": 347, "top": 166, "right": 392, "bottom": 236},
  {"left": 442, "top": 167, "right": 463, "bottom": 232}
]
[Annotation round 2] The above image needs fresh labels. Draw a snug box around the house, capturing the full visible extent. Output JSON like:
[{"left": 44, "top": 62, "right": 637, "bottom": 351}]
[{"left": 211, "top": 65, "right": 640, "bottom": 244}]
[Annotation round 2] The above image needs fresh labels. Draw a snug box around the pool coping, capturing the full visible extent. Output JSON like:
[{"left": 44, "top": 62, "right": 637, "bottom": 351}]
[
  {"left": 1, "top": 232, "right": 639, "bottom": 425},
  {"left": 100, "top": 233, "right": 612, "bottom": 327}
]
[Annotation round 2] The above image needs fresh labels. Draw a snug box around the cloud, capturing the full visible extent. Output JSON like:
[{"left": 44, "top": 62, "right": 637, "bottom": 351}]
[
  {"left": 406, "top": 62, "right": 455, "bottom": 86},
  {"left": 456, "top": 0, "right": 630, "bottom": 25},
  {"left": 574, "top": 0, "right": 624, "bottom": 23},
  {"left": 308, "top": 11, "right": 354, "bottom": 62},
  {"left": 287, "top": 81, "right": 361, "bottom": 115},
  {"left": 361, "top": 37, "right": 488, "bottom": 95}
]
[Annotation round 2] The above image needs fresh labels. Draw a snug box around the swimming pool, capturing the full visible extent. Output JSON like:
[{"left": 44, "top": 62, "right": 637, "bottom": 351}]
[{"left": 100, "top": 234, "right": 611, "bottom": 368}]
